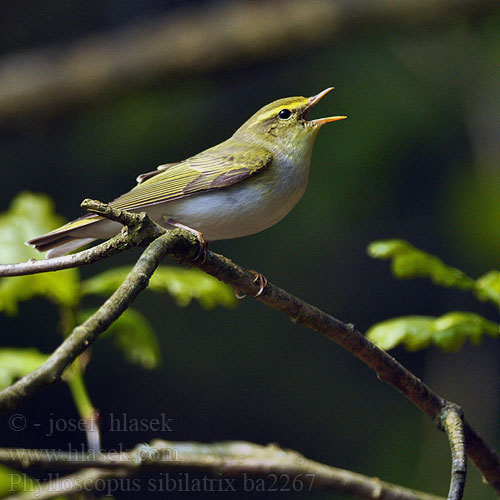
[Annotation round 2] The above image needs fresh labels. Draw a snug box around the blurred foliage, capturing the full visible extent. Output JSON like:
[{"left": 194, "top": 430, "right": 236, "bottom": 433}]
[
  {"left": 0, "top": 189, "right": 238, "bottom": 499},
  {"left": 82, "top": 266, "right": 236, "bottom": 309},
  {"left": 0, "top": 348, "right": 48, "bottom": 390},
  {"left": 0, "top": 191, "right": 236, "bottom": 366},
  {"left": 0, "top": 193, "right": 79, "bottom": 314},
  {"left": 367, "top": 239, "right": 475, "bottom": 290},
  {"left": 79, "top": 308, "right": 161, "bottom": 370},
  {"left": 0, "top": 191, "right": 236, "bottom": 420},
  {"left": 475, "top": 271, "right": 500, "bottom": 304},
  {"left": 367, "top": 312, "right": 499, "bottom": 352},
  {"left": 0, "top": 466, "right": 33, "bottom": 497},
  {"left": 368, "top": 239, "right": 500, "bottom": 305},
  {"left": 368, "top": 239, "right": 500, "bottom": 352}
]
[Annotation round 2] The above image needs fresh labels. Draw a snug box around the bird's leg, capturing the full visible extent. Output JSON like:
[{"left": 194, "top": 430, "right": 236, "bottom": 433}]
[
  {"left": 235, "top": 270, "right": 268, "bottom": 300},
  {"left": 164, "top": 218, "right": 208, "bottom": 264}
]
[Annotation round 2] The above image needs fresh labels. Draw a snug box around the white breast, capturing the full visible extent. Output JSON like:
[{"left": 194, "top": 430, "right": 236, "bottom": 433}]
[{"left": 147, "top": 156, "right": 310, "bottom": 241}]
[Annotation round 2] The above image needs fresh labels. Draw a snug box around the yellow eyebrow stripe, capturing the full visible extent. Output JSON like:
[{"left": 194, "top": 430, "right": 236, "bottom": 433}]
[
  {"left": 255, "top": 106, "right": 295, "bottom": 122},
  {"left": 251, "top": 96, "right": 309, "bottom": 122}
]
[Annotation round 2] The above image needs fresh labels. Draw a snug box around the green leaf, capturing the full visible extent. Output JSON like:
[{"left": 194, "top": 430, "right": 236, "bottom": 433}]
[
  {"left": 368, "top": 239, "right": 500, "bottom": 308},
  {"left": 0, "top": 193, "right": 80, "bottom": 314},
  {"left": 149, "top": 267, "right": 237, "bottom": 309},
  {"left": 367, "top": 239, "right": 475, "bottom": 290},
  {"left": 79, "top": 308, "right": 160, "bottom": 369},
  {"left": 0, "top": 348, "right": 49, "bottom": 390},
  {"left": 367, "top": 312, "right": 499, "bottom": 352},
  {"left": 0, "top": 465, "right": 33, "bottom": 497},
  {"left": 366, "top": 316, "right": 435, "bottom": 351},
  {"left": 82, "top": 265, "right": 237, "bottom": 309},
  {"left": 475, "top": 271, "right": 500, "bottom": 304},
  {"left": 0, "top": 466, "right": 66, "bottom": 499}
]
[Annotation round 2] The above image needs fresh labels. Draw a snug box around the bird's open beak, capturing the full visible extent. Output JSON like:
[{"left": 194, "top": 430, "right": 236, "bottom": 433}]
[{"left": 305, "top": 87, "right": 347, "bottom": 126}]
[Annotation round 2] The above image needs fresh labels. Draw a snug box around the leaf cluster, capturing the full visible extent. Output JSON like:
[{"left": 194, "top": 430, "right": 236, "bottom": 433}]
[
  {"left": 0, "top": 192, "right": 236, "bottom": 396},
  {"left": 367, "top": 240, "right": 500, "bottom": 352}
]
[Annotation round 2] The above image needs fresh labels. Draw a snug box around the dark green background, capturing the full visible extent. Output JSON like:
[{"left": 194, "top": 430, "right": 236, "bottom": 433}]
[{"left": 1, "top": 2, "right": 500, "bottom": 498}]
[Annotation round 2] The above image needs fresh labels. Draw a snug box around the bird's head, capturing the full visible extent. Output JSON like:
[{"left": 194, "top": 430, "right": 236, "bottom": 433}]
[{"left": 233, "top": 88, "right": 346, "bottom": 156}]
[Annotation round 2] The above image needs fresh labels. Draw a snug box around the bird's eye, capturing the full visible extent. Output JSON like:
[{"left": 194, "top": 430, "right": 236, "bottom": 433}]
[{"left": 278, "top": 109, "right": 292, "bottom": 120}]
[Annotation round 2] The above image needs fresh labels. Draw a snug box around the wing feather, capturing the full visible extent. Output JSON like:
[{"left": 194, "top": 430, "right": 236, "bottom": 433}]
[
  {"left": 135, "top": 162, "right": 181, "bottom": 184},
  {"left": 110, "top": 142, "right": 272, "bottom": 211}
]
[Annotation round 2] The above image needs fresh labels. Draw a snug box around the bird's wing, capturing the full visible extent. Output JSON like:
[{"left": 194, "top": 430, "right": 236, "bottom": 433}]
[
  {"left": 27, "top": 143, "right": 272, "bottom": 243},
  {"left": 110, "top": 143, "right": 273, "bottom": 211}
]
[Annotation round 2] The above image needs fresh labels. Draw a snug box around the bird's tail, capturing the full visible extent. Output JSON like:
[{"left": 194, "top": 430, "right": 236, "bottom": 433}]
[
  {"left": 26, "top": 213, "right": 104, "bottom": 258},
  {"left": 27, "top": 234, "right": 97, "bottom": 258}
]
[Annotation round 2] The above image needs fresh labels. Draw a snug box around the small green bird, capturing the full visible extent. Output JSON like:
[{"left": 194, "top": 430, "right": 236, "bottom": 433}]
[{"left": 27, "top": 88, "right": 345, "bottom": 258}]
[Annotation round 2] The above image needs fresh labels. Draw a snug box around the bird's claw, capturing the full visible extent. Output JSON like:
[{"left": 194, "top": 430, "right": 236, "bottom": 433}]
[
  {"left": 164, "top": 218, "right": 207, "bottom": 265},
  {"left": 191, "top": 237, "right": 208, "bottom": 265},
  {"left": 252, "top": 271, "right": 268, "bottom": 297},
  {"left": 235, "top": 270, "right": 268, "bottom": 300}
]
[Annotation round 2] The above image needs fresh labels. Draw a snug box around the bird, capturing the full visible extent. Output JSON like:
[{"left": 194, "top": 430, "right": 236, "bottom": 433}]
[{"left": 26, "top": 88, "right": 346, "bottom": 259}]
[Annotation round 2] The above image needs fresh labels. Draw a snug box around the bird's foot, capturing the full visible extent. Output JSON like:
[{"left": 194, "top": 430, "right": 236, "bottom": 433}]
[
  {"left": 235, "top": 270, "right": 268, "bottom": 300},
  {"left": 165, "top": 218, "right": 208, "bottom": 265},
  {"left": 190, "top": 232, "right": 208, "bottom": 265}
]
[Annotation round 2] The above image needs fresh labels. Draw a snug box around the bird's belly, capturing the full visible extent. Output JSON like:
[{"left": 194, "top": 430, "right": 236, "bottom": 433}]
[{"left": 148, "top": 171, "right": 308, "bottom": 241}]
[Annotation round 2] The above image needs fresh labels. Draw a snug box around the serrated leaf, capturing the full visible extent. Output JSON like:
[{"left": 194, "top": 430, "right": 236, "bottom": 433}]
[
  {"left": 367, "top": 312, "right": 499, "bottom": 352},
  {"left": 79, "top": 308, "right": 160, "bottom": 369},
  {"left": 0, "top": 193, "right": 80, "bottom": 314},
  {"left": 0, "top": 348, "right": 49, "bottom": 390},
  {"left": 367, "top": 239, "right": 475, "bottom": 290},
  {"left": 82, "top": 265, "right": 237, "bottom": 309}
]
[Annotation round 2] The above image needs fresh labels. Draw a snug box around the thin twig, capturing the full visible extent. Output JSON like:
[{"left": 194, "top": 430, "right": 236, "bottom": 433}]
[
  {"left": 0, "top": 199, "right": 164, "bottom": 278},
  {"left": 440, "top": 405, "right": 467, "bottom": 500},
  {"left": 0, "top": 441, "right": 445, "bottom": 500},
  {"left": 81, "top": 198, "right": 160, "bottom": 235},
  {"left": 0, "top": 236, "right": 128, "bottom": 277}
]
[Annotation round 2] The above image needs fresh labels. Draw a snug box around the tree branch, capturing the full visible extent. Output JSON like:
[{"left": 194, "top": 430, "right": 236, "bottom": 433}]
[
  {"left": 189, "top": 249, "right": 500, "bottom": 493},
  {"left": 0, "top": 237, "right": 126, "bottom": 277},
  {"left": 440, "top": 405, "right": 467, "bottom": 500},
  {"left": 81, "top": 198, "right": 160, "bottom": 234},
  {"left": 0, "top": 0, "right": 497, "bottom": 122},
  {"left": 0, "top": 441, "right": 444, "bottom": 500},
  {"left": 0, "top": 203, "right": 498, "bottom": 493}
]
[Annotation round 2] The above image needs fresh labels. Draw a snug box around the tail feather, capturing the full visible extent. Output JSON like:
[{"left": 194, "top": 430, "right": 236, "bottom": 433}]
[
  {"left": 26, "top": 213, "right": 104, "bottom": 258},
  {"left": 26, "top": 233, "right": 96, "bottom": 258},
  {"left": 45, "top": 237, "right": 96, "bottom": 258}
]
